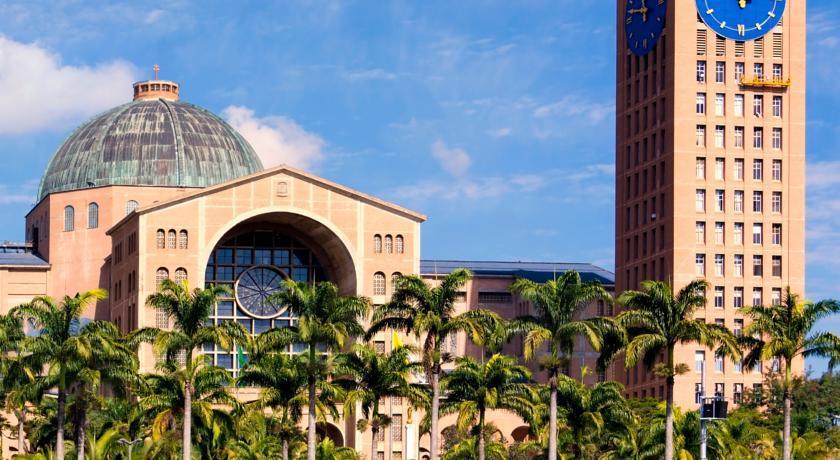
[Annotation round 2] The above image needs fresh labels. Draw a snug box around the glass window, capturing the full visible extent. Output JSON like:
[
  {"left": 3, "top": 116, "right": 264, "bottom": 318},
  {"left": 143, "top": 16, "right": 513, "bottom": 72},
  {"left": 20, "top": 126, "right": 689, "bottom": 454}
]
[
  {"left": 697, "top": 61, "right": 707, "bottom": 82},
  {"left": 696, "top": 125, "right": 706, "bottom": 147},
  {"left": 734, "top": 158, "right": 744, "bottom": 180},
  {"left": 735, "top": 62, "right": 745, "bottom": 81},
  {"left": 772, "top": 192, "right": 782, "bottom": 213},
  {"left": 753, "top": 288, "right": 763, "bottom": 306},
  {"left": 715, "top": 190, "right": 725, "bottom": 212},
  {"left": 772, "top": 287, "right": 782, "bottom": 305},
  {"left": 155, "top": 267, "right": 169, "bottom": 287},
  {"left": 696, "top": 222, "right": 706, "bottom": 244},
  {"left": 126, "top": 200, "right": 139, "bottom": 215},
  {"left": 734, "top": 94, "right": 744, "bottom": 117},
  {"left": 156, "top": 229, "right": 165, "bottom": 249},
  {"left": 772, "top": 128, "right": 782, "bottom": 150},
  {"left": 734, "top": 223, "right": 744, "bottom": 245},
  {"left": 734, "top": 126, "right": 744, "bottom": 148},
  {"left": 734, "top": 254, "right": 744, "bottom": 277},
  {"left": 373, "top": 272, "right": 386, "bottom": 295},
  {"left": 273, "top": 249, "right": 290, "bottom": 266},
  {"left": 87, "top": 203, "right": 99, "bottom": 229},
  {"left": 696, "top": 158, "right": 706, "bottom": 179},
  {"left": 696, "top": 254, "right": 706, "bottom": 276},
  {"left": 64, "top": 206, "right": 74, "bottom": 231},
  {"left": 734, "top": 287, "right": 744, "bottom": 308},
  {"left": 174, "top": 268, "right": 187, "bottom": 284},
  {"left": 715, "top": 61, "right": 725, "bottom": 83},
  {"left": 696, "top": 93, "right": 706, "bottom": 114},
  {"left": 236, "top": 248, "right": 253, "bottom": 265},
  {"left": 374, "top": 235, "right": 382, "bottom": 253},
  {"left": 772, "top": 96, "right": 782, "bottom": 117},
  {"left": 715, "top": 354, "right": 724, "bottom": 372},
  {"left": 753, "top": 191, "right": 763, "bottom": 213},
  {"left": 753, "top": 255, "right": 763, "bottom": 276},
  {"left": 754, "top": 63, "right": 764, "bottom": 78},
  {"left": 715, "top": 254, "right": 725, "bottom": 276},
  {"left": 772, "top": 224, "right": 782, "bottom": 245},
  {"left": 695, "top": 351, "right": 705, "bottom": 373},
  {"left": 714, "top": 286, "right": 724, "bottom": 308},
  {"left": 753, "top": 159, "right": 763, "bottom": 181},
  {"left": 178, "top": 230, "right": 188, "bottom": 249},
  {"left": 753, "top": 95, "right": 763, "bottom": 117},
  {"left": 696, "top": 189, "right": 706, "bottom": 212},
  {"left": 167, "top": 230, "right": 176, "bottom": 249},
  {"left": 395, "top": 235, "right": 404, "bottom": 254},
  {"left": 753, "top": 223, "right": 763, "bottom": 245},
  {"left": 715, "top": 222, "right": 724, "bottom": 244},
  {"left": 734, "top": 190, "right": 744, "bottom": 213},
  {"left": 384, "top": 235, "right": 393, "bottom": 254},
  {"left": 715, "top": 94, "right": 725, "bottom": 116},
  {"left": 772, "top": 160, "right": 782, "bottom": 181},
  {"left": 715, "top": 126, "right": 725, "bottom": 148},
  {"left": 773, "top": 63, "right": 783, "bottom": 79}
]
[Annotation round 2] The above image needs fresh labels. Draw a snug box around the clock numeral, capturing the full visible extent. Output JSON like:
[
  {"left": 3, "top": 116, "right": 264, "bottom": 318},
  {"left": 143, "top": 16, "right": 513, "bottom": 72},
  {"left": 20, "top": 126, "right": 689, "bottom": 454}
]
[
  {"left": 737, "top": 24, "right": 745, "bottom": 36},
  {"left": 720, "top": 21, "right": 727, "bottom": 29},
  {"left": 768, "top": 12, "right": 776, "bottom": 18},
  {"left": 755, "top": 23, "right": 762, "bottom": 31},
  {"left": 659, "top": 0, "right": 665, "bottom": 4},
  {"left": 706, "top": 9, "right": 714, "bottom": 14},
  {"left": 626, "top": 16, "right": 633, "bottom": 24},
  {"left": 643, "top": 38, "right": 648, "bottom": 48}
]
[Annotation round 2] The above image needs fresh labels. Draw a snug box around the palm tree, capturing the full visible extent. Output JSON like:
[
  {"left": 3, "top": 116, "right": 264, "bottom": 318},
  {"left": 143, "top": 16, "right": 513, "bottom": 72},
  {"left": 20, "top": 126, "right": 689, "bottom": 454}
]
[
  {"left": 740, "top": 288, "right": 840, "bottom": 460},
  {"left": 139, "top": 356, "right": 241, "bottom": 457},
  {"left": 264, "top": 280, "right": 369, "bottom": 460},
  {"left": 367, "top": 269, "right": 498, "bottom": 460},
  {"left": 314, "top": 438, "right": 359, "bottom": 460},
  {"left": 440, "top": 354, "right": 535, "bottom": 460},
  {"left": 442, "top": 434, "right": 508, "bottom": 460},
  {"left": 0, "top": 312, "right": 32, "bottom": 455},
  {"left": 68, "top": 321, "right": 138, "bottom": 460},
  {"left": 225, "top": 409, "right": 285, "bottom": 459},
  {"left": 138, "top": 279, "right": 247, "bottom": 460},
  {"left": 335, "top": 344, "right": 427, "bottom": 460},
  {"left": 238, "top": 351, "right": 317, "bottom": 460},
  {"left": 552, "top": 377, "right": 631, "bottom": 460},
  {"left": 13, "top": 289, "right": 107, "bottom": 460},
  {"left": 617, "top": 280, "right": 739, "bottom": 460},
  {"left": 508, "top": 270, "right": 614, "bottom": 460}
]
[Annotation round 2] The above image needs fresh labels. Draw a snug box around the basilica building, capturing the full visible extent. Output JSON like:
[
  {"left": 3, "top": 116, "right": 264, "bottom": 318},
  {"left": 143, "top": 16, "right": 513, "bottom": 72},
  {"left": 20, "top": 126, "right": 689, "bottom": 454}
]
[{"left": 0, "top": 78, "right": 613, "bottom": 460}]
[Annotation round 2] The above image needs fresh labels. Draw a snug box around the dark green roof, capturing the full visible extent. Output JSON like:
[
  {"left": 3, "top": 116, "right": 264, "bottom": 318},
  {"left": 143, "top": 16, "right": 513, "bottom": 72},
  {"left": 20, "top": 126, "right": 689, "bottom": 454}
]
[{"left": 38, "top": 99, "right": 264, "bottom": 200}]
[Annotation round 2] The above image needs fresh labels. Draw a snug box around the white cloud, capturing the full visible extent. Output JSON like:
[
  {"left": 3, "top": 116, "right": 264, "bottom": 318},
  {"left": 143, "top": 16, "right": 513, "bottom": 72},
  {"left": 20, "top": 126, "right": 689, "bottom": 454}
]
[
  {"left": 431, "top": 140, "right": 471, "bottom": 177},
  {"left": 489, "top": 127, "right": 512, "bottom": 138},
  {"left": 144, "top": 9, "right": 164, "bottom": 24},
  {"left": 532, "top": 96, "right": 614, "bottom": 123},
  {"left": 0, "top": 180, "right": 38, "bottom": 206},
  {"left": 0, "top": 36, "right": 137, "bottom": 135},
  {"left": 342, "top": 68, "right": 397, "bottom": 81},
  {"left": 223, "top": 106, "right": 326, "bottom": 170}
]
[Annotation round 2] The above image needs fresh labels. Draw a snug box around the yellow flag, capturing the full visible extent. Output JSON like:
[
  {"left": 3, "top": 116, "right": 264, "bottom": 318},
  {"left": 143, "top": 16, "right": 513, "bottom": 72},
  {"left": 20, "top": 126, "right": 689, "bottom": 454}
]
[{"left": 392, "top": 330, "right": 403, "bottom": 349}]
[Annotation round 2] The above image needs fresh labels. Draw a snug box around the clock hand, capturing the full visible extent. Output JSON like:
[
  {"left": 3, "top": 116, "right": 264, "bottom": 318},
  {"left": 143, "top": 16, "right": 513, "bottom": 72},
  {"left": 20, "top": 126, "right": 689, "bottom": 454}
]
[{"left": 739, "top": 0, "right": 746, "bottom": 8}]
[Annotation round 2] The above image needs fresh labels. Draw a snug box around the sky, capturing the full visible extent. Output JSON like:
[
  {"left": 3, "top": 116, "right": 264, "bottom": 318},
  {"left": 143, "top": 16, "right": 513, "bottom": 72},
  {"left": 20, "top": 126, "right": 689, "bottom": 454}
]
[{"left": 0, "top": 1, "right": 838, "bottom": 372}]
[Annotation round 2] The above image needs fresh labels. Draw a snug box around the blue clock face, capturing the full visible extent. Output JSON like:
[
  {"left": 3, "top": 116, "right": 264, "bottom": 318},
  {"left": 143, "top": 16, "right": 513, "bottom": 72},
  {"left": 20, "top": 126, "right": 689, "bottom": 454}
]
[
  {"left": 625, "top": 0, "right": 668, "bottom": 56},
  {"left": 696, "top": 0, "right": 786, "bottom": 41}
]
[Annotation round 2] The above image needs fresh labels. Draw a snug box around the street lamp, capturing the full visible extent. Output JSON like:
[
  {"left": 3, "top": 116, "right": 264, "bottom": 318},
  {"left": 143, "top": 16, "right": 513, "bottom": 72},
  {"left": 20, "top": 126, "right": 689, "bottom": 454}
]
[{"left": 117, "top": 437, "right": 143, "bottom": 459}]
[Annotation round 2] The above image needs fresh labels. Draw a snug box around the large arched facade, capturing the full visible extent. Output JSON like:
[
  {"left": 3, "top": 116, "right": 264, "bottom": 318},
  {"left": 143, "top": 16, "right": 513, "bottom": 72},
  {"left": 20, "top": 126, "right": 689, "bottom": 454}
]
[{"left": 201, "top": 212, "right": 359, "bottom": 377}]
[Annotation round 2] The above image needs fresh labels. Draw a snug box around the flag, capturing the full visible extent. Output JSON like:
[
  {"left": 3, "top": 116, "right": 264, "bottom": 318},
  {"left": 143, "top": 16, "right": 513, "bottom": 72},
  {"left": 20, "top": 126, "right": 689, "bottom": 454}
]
[{"left": 392, "top": 330, "right": 403, "bottom": 349}]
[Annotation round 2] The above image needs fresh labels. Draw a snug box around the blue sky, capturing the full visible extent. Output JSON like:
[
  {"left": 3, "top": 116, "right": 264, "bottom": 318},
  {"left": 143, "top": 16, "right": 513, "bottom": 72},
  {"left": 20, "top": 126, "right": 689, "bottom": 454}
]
[{"left": 0, "top": 1, "right": 838, "bottom": 372}]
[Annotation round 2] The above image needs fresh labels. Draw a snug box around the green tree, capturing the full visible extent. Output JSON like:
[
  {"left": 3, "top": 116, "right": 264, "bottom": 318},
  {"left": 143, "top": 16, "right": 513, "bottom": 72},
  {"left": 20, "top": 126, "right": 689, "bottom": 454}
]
[
  {"left": 138, "top": 279, "right": 246, "bottom": 460},
  {"left": 441, "top": 354, "right": 535, "bottom": 460},
  {"left": 264, "top": 280, "right": 369, "bottom": 460},
  {"left": 313, "top": 438, "right": 358, "bottom": 460},
  {"left": 367, "top": 269, "right": 497, "bottom": 460},
  {"left": 139, "top": 357, "right": 241, "bottom": 459},
  {"left": 508, "top": 270, "right": 614, "bottom": 460},
  {"left": 13, "top": 289, "right": 108, "bottom": 460},
  {"left": 740, "top": 288, "right": 840, "bottom": 460},
  {"left": 334, "top": 344, "right": 427, "bottom": 460},
  {"left": 617, "top": 280, "right": 738, "bottom": 460},
  {"left": 238, "top": 351, "right": 320, "bottom": 460},
  {"left": 553, "top": 377, "right": 631, "bottom": 459}
]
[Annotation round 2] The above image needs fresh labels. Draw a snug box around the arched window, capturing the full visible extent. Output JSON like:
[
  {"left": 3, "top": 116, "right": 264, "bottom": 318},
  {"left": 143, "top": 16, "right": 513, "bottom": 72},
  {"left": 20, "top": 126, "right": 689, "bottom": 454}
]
[
  {"left": 126, "top": 200, "right": 139, "bottom": 215},
  {"left": 373, "top": 272, "right": 386, "bottom": 296},
  {"left": 384, "top": 235, "right": 393, "bottom": 254},
  {"left": 64, "top": 206, "right": 75, "bottom": 231},
  {"left": 87, "top": 202, "right": 99, "bottom": 229},
  {"left": 174, "top": 267, "right": 188, "bottom": 284},
  {"left": 155, "top": 267, "right": 169, "bottom": 287},
  {"left": 167, "top": 230, "right": 176, "bottom": 249},
  {"left": 374, "top": 235, "right": 382, "bottom": 253},
  {"left": 156, "top": 229, "right": 166, "bottom": 249},
  {"left": 395, "top": 235, "right": 404, "bottom": 254},
  {"left": 391, "top": 272, "right": 402, "bottom": 292},
  {"left": 178, "top": 230, "right": 188, "bottom": 249}
]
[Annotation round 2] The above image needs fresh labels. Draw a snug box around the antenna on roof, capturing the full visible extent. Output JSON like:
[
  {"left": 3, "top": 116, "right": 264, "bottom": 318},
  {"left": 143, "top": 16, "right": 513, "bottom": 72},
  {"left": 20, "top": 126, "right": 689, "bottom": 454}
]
[{"left": 153, "top": 63, "right": 160, "bottom": 80}]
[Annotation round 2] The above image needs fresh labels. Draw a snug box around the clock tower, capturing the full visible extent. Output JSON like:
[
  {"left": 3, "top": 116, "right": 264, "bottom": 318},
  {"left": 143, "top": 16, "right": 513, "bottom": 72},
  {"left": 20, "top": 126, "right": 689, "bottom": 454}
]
[{"left": 614, "top": 0, "right": 806, "bottom": 409}]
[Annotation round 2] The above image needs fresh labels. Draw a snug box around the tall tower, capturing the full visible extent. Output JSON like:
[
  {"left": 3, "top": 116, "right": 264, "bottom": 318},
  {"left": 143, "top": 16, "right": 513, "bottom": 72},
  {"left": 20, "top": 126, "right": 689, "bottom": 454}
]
[{"left": 615, "top": 1, "right": 805, "bottom": 408}]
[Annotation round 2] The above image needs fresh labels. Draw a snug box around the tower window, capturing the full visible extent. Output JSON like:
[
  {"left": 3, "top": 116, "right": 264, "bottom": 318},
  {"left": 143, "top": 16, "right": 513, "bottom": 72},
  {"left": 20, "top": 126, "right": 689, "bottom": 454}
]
[
  {"left": 167, "top": 230, "right": 176, "bottom": 249},
  {"left": 126, "top": 200, "right": 139, "bottom": 215},
  {"left": 155, "top": 267, "right": 169, "bottom": 287},
  {"left": 179, "top": 230, "right": 189, "bottom": 249},
  {"left": 64, "top": 206, "right": 75, "bottom": 232},
  {"left": 373, "top": 272, "right": 386, "bottom": 296},
  {"left": 156, "top": 229, "right": 166, "bottom": 249},
  {"left": 395, "top": 235, "right": 404, "bottom": 254},
  {"left": 88, "top": 203, "right": 99, "bottom": 229},
  {"left": 174, "top": 267, "right": 188, "bottom": 284},
  {"left": 374, "top": 235, "right": 382, "bottom": 253},
  {"left": 384, "top": 235, "right": 393, "bottom": 254}
]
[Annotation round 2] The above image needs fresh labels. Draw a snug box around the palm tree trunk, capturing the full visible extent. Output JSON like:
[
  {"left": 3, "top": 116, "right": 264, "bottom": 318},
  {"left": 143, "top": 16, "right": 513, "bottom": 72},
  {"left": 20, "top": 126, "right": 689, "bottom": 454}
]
[
  {"left": 371, "top": 425, "right": 379, "bottom": 460},
  {"left": 430, "top": 368, "right": 440, "bottom": 460},
  {"left": 17, "top": 409, "right": 25, "bottom": 454},
  {"left": 308, "top": 377, "right": 317, "bottom": 460},
  {"left": 665, "top": 375, "right": 675, "bottom": 460},
  {"left": 478, "top": 409, "right": 486, "bottom": 460},
  {"left": 782, "top": 360, "right": 791, "bottom": 460},
  {"left": 56, "top": 389, "right": 66, "bottom": 460},
  {"left": 76, "top": 404, "right": 87, "bottom": 460},
  {"left": 548, "top": 378, "right": 557, "bottom": 460},
  {"left": 183, "top": 379, "right": 192, "bottom": 460},
  {"left": 283, "top": 439, "right": 289, "bottom": 460}
]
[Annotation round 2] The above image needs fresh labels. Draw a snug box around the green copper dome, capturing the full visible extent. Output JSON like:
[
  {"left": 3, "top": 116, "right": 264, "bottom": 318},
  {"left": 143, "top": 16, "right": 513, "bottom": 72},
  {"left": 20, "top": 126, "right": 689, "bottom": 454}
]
[{"left": 38, "top": 97, "right": 264, "bottom": 200}]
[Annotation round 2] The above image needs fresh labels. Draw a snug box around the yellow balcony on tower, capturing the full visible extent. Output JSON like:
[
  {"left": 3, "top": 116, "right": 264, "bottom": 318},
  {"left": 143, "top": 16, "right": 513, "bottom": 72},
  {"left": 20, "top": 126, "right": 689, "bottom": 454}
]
[{"left": 739, "top": 75, "right": 791, "bottom": 89}]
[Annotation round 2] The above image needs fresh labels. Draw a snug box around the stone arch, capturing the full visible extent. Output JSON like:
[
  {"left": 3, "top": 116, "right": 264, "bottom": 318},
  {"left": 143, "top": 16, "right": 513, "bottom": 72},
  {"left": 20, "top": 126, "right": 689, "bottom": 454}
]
[
  {"left": 316, "top": 422, "right": 345, "bottom": 447},
  {"left": 199, "top": 207, "right": 359, "bottom": 295},
  {"left": 510, "top": 426, "right": 532, "bottom": 443}
]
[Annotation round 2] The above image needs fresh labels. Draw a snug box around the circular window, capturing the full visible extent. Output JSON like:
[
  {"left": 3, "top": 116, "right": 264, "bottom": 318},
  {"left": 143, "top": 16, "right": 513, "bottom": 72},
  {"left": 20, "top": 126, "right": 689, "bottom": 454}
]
[{"left": 234, "top": 266, "right": 287, "bottom": 318}]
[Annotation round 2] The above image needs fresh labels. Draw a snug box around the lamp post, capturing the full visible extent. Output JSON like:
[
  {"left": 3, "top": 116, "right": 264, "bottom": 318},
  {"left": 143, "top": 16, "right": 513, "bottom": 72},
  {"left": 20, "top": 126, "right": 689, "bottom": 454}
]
[{"left": 117, "top": 437, "right": 143, "bottom": 459}]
